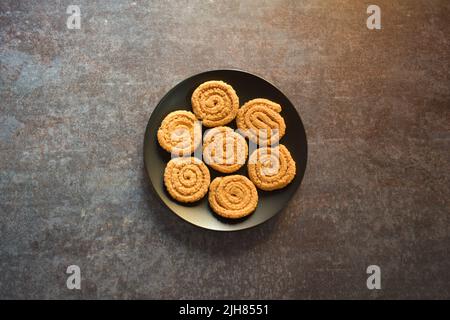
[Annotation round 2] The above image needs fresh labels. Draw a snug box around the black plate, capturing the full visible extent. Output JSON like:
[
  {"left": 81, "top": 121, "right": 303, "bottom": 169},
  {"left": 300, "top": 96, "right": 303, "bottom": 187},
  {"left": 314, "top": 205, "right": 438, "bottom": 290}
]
[{"left": 144, "top": 69, "right": 308, "bottom": 231}]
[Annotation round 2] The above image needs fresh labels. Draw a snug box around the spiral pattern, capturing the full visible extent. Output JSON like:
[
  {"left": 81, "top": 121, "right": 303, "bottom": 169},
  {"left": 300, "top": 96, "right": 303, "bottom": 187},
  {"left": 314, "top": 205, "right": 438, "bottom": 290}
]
[
  {"left": 157, "top": 110, "right": 202, "bottom": 156},
  {"left": 236, "top": 98, "right": 286, "bottom": 145},
  {"left": 208, "top": 175, "right": 258, "bottom": 219},
  {"left": 164, "top": 157, "right": 210, "bottom": 203},
  {"left": 248, "top": 144, "right": 296, "bottom": 191},
  {"left": 191, "top": 80, "right": 239, "bottom": 127},
  {"left": 203, "top": 126, "right": 248, "bottom": 173}
]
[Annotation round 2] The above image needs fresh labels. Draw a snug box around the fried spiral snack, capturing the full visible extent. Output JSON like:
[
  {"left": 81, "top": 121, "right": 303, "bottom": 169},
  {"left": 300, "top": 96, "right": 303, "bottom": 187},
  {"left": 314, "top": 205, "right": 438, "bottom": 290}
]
[
  {"left": 202, "top": 126, "right": 248, "bottom": 173},
  {"left": 191, "top": 80, "right": 239, "bottom": 127},
  {"left": 208, "top": 175, "right": 258, "bottom": 219},
  {"left": 236, "top": 98, "right": 286, "bottom": 145},
  {"left": 157, "top": 110, "right": 201, "bottom": 156},
  {"left": 248, "top": 144, "right": 296, "bottom": 191},
  {"left": 164, "top": 157, "right": 210, "bottom": 203}
]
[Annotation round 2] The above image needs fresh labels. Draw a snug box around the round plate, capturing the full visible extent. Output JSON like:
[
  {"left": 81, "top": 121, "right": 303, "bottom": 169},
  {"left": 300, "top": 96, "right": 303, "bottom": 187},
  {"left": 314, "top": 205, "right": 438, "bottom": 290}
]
[{"left": 144, "top": 69, "right": 308, "bottom": 231}]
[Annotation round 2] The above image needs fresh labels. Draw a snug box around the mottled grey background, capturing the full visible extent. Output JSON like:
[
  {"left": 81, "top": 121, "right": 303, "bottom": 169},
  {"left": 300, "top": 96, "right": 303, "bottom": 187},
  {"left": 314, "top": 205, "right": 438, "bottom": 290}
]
[{"left": 0, "top": 0, "right": 449, "bottom": 299}]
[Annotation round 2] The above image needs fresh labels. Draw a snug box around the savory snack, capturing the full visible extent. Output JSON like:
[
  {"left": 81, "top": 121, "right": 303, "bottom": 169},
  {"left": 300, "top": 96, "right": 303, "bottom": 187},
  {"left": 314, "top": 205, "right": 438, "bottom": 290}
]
[
  {"left": 164, "top": 157, "right": 210, "bottom": 203},
  {"left": 157, "top": 110, "right": 201, "bottom": 156},
  {"left": 191, "top": 80, "right": 239, "bottom": 127},
  {"left": 208, "top": 175, "right": 258, "bottom": 219},
  {"left": 236, "top": 98, "right": 286, "bottom": 145},
  {"left": 247, "top": 144, "right": 296, "bottom": 191},
  {"left": 202, "top": 126, "right": 248, "bottom": 173}
]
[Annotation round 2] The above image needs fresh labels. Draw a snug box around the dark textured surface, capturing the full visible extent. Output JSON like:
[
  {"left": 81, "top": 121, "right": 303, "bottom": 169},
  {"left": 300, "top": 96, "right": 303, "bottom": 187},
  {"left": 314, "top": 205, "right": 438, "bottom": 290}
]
[{"left": 0, "top": 0, "right": 449, "bottom": 299}]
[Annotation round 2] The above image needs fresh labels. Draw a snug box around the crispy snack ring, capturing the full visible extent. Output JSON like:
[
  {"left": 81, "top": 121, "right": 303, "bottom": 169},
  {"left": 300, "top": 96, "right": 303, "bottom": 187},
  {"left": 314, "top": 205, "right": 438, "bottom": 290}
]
[
  {"left": 202, "top": 126, "right": 248, "bottom": 173},
  {"left": 208, "top": 175, "right": 258, "bottom": 219},
  {"left": 236, "top": 98, "right": 286, "bottom": 145},
  {"left": 248, "top": 144, "right": 296, "bottom": 191},
  {"left": 191, "top": 80, "right": 239, "bottom": 127},
  {"left": 164, "top": 157, "right": 210, "bottom": 203},
  {"left": 157, "top": 110, "right": 201, "bottom": 156}
]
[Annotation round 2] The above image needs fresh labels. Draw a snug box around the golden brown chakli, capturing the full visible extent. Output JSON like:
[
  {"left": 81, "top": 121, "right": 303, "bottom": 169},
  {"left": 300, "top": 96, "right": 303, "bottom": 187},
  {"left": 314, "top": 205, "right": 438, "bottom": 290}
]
[
  {"left": 236, "top": 98, "right": 286, "bottom": 145},
  {"left": 164, "top": 157, "right": 210, "bottom": 203},
  {"left": 202, "top": 126, "right": 248, "bottom": 173},
  {"left": 157, "top": 110, "right": 201, "bottom": 156},
  {"left": 248, "top": 144, "right": 296, "bottom": 191},
  {"left": 208, "top": 175, "right": 258, "bottom": 219},
  {"left": 191, "top": 80, "right": 239, "bottom": 127}
]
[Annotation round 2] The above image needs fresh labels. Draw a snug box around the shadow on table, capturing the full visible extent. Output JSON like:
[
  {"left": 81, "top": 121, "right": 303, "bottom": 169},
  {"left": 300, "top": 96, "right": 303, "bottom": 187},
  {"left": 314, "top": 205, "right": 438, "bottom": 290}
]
[{"left": 140, "top": 167, "right": 282, "bottom": 256}]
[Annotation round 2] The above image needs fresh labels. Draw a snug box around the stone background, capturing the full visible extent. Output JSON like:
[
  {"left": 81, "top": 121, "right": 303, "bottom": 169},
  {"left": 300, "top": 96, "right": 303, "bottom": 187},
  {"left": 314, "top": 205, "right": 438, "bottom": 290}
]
[{"left": 0, "top": 0, "right": 449, "bottom": 299}]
